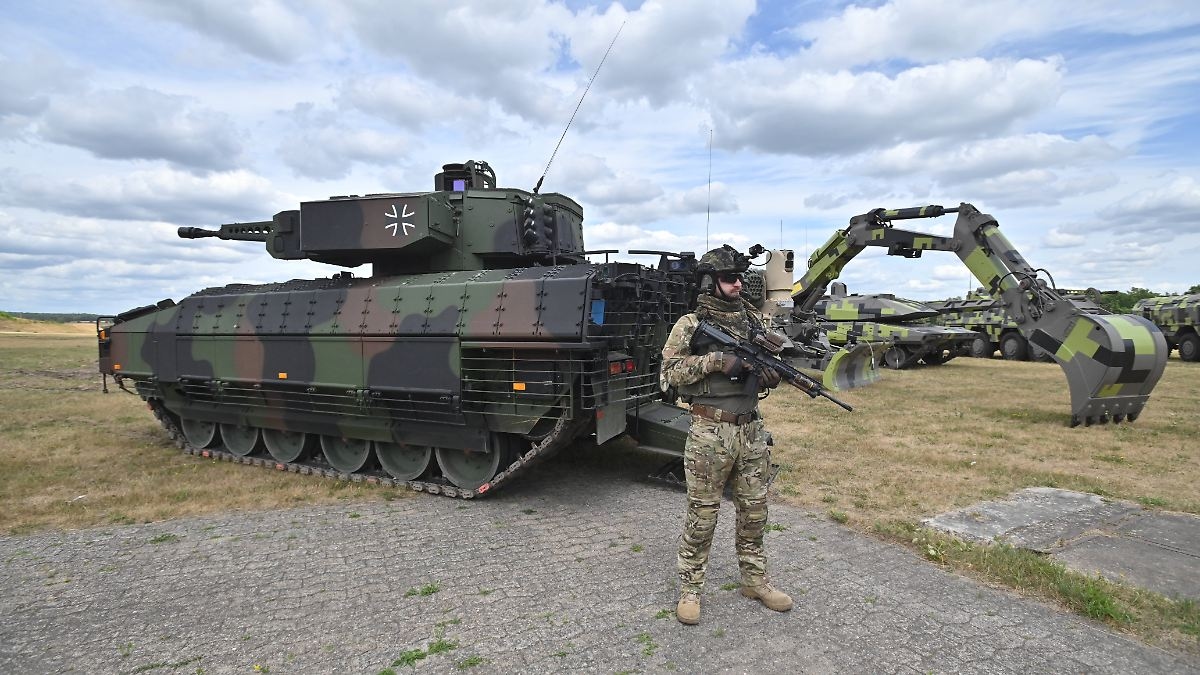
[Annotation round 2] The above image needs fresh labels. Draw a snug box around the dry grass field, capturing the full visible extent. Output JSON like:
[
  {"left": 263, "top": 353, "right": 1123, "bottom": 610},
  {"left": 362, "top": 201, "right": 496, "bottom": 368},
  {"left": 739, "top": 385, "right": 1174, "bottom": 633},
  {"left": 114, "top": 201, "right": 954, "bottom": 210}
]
[
  {"left": 0, "top": 333, "right": 392, "bottom": 535},
  {"left": 0, "top": 316, "right": 95, "bottom": 335},
  {"left": 1, "top": 329, "right": 1196, "bottom": 650},
  {"left": 762, "top": 354, "right": 1199, "bottom": 525}
]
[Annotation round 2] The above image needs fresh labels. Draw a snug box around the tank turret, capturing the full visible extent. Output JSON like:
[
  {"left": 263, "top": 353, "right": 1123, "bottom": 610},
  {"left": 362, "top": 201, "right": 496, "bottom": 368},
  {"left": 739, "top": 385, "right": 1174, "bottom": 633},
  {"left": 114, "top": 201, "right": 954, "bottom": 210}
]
[{"left": 178, "top": 160, "right": 587, "bottom": 274}]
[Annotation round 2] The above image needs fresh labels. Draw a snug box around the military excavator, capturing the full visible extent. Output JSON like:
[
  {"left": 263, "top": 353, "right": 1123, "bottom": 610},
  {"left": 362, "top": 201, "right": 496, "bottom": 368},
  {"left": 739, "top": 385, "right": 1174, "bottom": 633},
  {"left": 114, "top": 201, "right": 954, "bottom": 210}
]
[{"left": 783, "top": 203, "right": 1168, "bottom": 427}]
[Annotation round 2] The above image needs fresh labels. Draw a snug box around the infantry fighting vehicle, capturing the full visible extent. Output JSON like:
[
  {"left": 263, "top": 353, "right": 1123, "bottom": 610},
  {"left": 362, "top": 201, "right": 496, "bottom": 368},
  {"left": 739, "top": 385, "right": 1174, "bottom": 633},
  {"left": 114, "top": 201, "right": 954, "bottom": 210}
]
[
  {"left": 786, "top": 204, "right": 1169, "bottom": 426},
  {"left": 812, "top": 284, "right": 977, "bottom": 369},
  {"left": 1133, "top": 293, "right": 1200, "bottom": 361},
  {"left": 933, "top": 289, "right": 1111, "bottom": 361},
  {"left": 98, "top": 161, "right": 700, "bottom": 498}
]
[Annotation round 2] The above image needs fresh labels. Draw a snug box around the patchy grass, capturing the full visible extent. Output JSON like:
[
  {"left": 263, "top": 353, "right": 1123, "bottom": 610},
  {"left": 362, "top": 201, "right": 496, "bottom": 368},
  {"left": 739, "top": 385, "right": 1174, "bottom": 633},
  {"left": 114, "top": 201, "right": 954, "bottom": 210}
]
[
  {"left": 874, "top": 521, "right": 1200, "bottom": 653},
  {"left": 760, "top": 355, "right": 1200, "bottom": 655},
  {"left": 404, "top": 583, "right": 441, "bottom": 598}
]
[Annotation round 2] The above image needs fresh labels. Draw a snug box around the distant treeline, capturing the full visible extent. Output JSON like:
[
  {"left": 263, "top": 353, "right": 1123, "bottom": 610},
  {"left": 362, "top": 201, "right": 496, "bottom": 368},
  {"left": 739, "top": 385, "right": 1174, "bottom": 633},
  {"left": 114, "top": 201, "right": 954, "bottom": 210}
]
[
  {"left": 1096, "top": 285, "right": 1200, "bottom": 314},
  {"left": 0, "top": 311, "right": 99, "bottom": 323}
]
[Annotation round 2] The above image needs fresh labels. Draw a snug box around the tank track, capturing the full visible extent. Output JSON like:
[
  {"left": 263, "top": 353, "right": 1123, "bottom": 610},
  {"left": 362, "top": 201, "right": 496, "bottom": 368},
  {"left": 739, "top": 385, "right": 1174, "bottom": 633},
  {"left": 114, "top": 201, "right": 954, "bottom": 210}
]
[{"left": 147, "top": 399, "right": 588, "bottom": 499}]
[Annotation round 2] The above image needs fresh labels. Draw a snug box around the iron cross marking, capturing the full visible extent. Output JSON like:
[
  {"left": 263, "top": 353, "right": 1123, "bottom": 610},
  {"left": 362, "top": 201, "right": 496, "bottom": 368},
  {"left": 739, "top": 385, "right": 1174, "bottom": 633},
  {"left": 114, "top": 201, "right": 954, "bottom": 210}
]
[{"left": 385, "top": 203, "right": 415, "bottom": 236}]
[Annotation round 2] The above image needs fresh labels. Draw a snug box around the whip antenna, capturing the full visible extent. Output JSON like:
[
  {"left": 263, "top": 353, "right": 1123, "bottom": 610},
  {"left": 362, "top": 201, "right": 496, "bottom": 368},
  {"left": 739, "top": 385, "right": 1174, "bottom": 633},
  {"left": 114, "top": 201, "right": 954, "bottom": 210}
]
[
  {"left": 534, "top": 21, "right": 625, "bottom": 195},
  {"left": 706, "top": 127, "right": 712, "bottom": 250}
]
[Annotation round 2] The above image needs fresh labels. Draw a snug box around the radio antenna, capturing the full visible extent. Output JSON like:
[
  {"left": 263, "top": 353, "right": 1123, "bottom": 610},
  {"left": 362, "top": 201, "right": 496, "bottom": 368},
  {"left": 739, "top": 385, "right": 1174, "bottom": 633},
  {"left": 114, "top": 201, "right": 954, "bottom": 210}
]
[
  {"left": 533, "top": 21, "right": 625, "bottom": 195},
  {"left": 706, "top": 127, "right": 712, "bottom": 250}
]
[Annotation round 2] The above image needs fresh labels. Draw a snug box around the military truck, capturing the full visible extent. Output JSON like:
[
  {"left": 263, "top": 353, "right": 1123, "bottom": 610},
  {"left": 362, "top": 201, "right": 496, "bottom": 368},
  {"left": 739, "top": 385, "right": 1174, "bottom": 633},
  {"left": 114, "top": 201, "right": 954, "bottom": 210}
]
[
  {"left": 1133, "top": 294, "right": 1200, "bottom": 361},
  {"left": 787, "top": 204, "right": 1168, "bottom": 426},
  {"left": 98, "top": 160, "right": 704, "bottom": 498},
  {"left": 933, "top": 289, "right": 1111, "bottom": 361}
]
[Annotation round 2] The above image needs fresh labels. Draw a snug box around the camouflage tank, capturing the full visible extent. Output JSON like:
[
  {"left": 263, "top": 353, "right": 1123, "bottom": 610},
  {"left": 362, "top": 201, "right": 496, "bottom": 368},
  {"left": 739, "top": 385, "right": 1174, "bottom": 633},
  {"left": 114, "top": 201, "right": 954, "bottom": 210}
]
[
  {"left": 813, "top": 283, "right": 978, "bottom": 369},
  {"left": 97, "top": 161, "right": 695, "bottom": 498},
  {"left": 934, "top": 288, "right": 1111, "bottom": 361},
  {"left": 1133, "top": 294, "right": 1200, "bottom": 361}
]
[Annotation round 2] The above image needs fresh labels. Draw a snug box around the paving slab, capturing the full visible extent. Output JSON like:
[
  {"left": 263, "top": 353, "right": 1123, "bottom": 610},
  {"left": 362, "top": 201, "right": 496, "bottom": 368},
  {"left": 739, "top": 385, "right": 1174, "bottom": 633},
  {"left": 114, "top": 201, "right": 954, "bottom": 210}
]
[
  {"left": 924, "top": 487, "right": 1200, "bottom": 601},
  {"left": 2, "top": 449, "right": 1196, "bottom": 674}
]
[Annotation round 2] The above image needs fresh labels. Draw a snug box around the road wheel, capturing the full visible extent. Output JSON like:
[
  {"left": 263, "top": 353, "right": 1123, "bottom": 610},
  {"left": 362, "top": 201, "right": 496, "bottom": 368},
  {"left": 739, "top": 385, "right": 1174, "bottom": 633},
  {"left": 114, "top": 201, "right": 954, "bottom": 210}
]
[
  {"left": 320, "top": 435, "right": 372, "bottom": 473},
  {"left": 435, "top": 433, "right": 516, "bottom": 491},
  {"left": 376, "top": 441, "right": 433, "bottom": 481},
  {"left": 969, "top": 337, "right": 994, "bottom": 358},
  {"left": 1000, "top": 333, "right": 1028, "bottom": 361},
  {"left": 263, "top": 429, "right": 316, "bottom": 463},
  {"left": 181, "top": 418, "right": 219, "bottom": 448},
  {"left": 1179, "top": 333, "right": 1200, "bottom": 362},
  {"left": 220, "top": 424, "right": 262, "bottom": 457},
  {"left": 883, "top": 345, "right": 908, "bottom": 369}
]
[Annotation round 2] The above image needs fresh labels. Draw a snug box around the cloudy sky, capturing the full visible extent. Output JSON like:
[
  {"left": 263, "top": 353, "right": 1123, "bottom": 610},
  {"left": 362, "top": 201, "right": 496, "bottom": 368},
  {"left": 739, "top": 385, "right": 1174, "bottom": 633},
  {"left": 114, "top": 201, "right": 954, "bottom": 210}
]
[{"left": 2, "top": 0, "right": 1198, "bottom": 314}]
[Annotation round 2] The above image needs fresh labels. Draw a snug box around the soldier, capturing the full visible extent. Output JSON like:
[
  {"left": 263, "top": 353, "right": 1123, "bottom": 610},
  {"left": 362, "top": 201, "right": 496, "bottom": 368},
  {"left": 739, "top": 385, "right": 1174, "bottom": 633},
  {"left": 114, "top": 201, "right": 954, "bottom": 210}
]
[{"left": 660, "top": 244, "right": 792, "bottom": 626}]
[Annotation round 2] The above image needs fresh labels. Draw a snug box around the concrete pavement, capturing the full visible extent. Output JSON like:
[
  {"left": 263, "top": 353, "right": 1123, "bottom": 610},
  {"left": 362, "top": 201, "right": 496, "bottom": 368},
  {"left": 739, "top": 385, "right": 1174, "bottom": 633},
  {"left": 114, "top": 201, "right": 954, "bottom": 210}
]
[{"left": 2, "top": 446, "right": 1195, "bottom": 674}]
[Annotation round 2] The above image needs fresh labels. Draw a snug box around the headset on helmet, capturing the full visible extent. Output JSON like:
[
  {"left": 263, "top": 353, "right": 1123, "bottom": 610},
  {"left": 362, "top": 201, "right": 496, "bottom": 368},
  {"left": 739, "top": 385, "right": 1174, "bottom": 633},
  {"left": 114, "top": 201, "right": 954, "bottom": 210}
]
[{"left": 695, "top": 244, "right": 758, "bottom": 296}]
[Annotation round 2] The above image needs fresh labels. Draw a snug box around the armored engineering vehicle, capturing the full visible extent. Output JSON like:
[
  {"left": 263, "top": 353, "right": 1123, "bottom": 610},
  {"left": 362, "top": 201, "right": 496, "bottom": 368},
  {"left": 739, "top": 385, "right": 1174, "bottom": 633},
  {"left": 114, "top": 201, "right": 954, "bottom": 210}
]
[
  {"left": 742, "top": 251, "right": 885, "bottom": 390},
  {"left": 1133, "top": 293, "right": 1200, "bottom": 361},
  {"left": 787, "top": 204, "right": 1169, "bottom": 426},
  {"left": 98, "top": 161, "right": 699, "bottom": 498},
  {"left": 813, "top": 283, "right": 977, "bottom": 369},
  {"left": 933, "top": 288, "right": 1111, "bottom": 361}
]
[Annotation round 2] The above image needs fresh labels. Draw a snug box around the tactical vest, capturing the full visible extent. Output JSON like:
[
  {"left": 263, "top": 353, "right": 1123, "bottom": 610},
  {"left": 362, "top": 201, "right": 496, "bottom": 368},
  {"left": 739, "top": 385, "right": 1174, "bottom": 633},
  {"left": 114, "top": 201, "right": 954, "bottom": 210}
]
[{"left": 677, "top": 332, "right": 761, "bottom": 415}]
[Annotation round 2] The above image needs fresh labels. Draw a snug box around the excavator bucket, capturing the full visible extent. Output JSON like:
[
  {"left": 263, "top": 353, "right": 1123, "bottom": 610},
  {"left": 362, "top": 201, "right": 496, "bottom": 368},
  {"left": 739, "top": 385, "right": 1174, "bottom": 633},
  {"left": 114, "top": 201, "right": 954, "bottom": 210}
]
[
  {"left": 1039, "top": 313, "right": 1168, "bottom": 426},
  {"left": 822, "top": 341, "right": 885, "bottom": 392}
]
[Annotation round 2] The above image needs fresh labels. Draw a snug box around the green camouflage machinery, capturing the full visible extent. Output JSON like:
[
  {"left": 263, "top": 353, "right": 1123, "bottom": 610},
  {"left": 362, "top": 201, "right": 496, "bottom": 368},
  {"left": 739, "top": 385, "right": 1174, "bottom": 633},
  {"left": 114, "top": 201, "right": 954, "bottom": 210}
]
[
  {"left": 813, "top": 283, "right": 978, "bottom": 369},
  {"left": 1133, "top": 293, "right": 1200, "bottom": 361},
  {"left": 790, "top": 203, "right": 1169, "bottom": 426},
  {"left": 97, "top": 160, "right": 698, "bottom": 497},
  {"left": 743, "top": 250, "right": 885, "bottom": 390},
  {"left": 933, "top": 288, "right": 1111, "bottom": 361}
]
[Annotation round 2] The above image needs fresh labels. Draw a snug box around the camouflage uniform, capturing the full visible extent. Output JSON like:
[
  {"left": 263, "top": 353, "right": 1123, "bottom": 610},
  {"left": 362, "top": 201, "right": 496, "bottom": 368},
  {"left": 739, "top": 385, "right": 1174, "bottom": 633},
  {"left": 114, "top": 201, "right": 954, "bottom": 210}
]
[{"left": 661, "top": 305, "right": 772, "bottom": 593}]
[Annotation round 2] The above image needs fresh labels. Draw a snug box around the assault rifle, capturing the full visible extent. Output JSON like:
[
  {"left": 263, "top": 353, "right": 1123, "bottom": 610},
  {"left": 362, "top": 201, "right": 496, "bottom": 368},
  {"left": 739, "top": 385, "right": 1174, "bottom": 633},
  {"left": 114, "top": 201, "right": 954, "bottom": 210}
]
[{"left": 694, "top": 321, "right": 853, "bottom": 412}]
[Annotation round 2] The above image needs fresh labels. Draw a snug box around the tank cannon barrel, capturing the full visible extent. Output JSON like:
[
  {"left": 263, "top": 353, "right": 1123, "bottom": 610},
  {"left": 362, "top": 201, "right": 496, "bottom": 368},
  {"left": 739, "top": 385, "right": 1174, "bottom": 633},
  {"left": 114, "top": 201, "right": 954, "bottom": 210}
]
[{"left": 177, "top": 221, "right": 273, "bottom": 242}]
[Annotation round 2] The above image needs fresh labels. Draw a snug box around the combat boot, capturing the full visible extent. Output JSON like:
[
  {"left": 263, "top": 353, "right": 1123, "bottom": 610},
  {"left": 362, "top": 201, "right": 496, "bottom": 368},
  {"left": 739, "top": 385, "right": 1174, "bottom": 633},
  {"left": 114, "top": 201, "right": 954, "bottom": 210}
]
[
  {"left": 740, "top": 583, "right": 793, "bottom": 612},
  {"left": 676, "top": 590, "right": 700, "bottom": 625}
]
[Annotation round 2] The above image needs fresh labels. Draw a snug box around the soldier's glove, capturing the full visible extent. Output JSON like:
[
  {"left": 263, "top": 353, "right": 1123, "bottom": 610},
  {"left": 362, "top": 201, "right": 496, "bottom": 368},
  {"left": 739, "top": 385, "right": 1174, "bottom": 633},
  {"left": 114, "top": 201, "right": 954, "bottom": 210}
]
[
  {"left": 705, "top": 353, "right": 744, "bottom": 379},
  {"left": 717, "top": 353, "right": 748, "bottom": 378},
  {"left": 759, "top": 367, "right": 782, "bottom": 389}
]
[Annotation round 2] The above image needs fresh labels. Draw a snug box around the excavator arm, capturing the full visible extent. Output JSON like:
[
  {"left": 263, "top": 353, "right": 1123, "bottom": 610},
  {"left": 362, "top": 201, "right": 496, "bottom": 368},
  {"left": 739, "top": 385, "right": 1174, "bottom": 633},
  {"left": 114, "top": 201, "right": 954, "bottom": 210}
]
[{"left": 792, "top": 203, "right": 1168, "bottom": 426}]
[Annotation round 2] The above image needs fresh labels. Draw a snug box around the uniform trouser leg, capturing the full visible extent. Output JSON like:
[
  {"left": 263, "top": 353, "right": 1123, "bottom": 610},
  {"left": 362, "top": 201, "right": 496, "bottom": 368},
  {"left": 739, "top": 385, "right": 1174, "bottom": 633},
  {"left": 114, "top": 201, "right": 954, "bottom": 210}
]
[
  {"left": 677, "top": 418, "right": 734, "bottom": 593},
  {"left": 732, "top": 420, "right": 770, "bottom": 586}
]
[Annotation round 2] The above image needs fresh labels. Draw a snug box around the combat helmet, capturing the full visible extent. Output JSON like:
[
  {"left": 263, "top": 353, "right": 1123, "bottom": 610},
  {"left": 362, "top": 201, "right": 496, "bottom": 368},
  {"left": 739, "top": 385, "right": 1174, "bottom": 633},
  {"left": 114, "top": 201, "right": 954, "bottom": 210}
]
[
  {"left": 696, "top": 244, "right": 750, "bottom": 276},
  {"left": 695, "top": 244, "right": 753, "bottom": 297}
]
